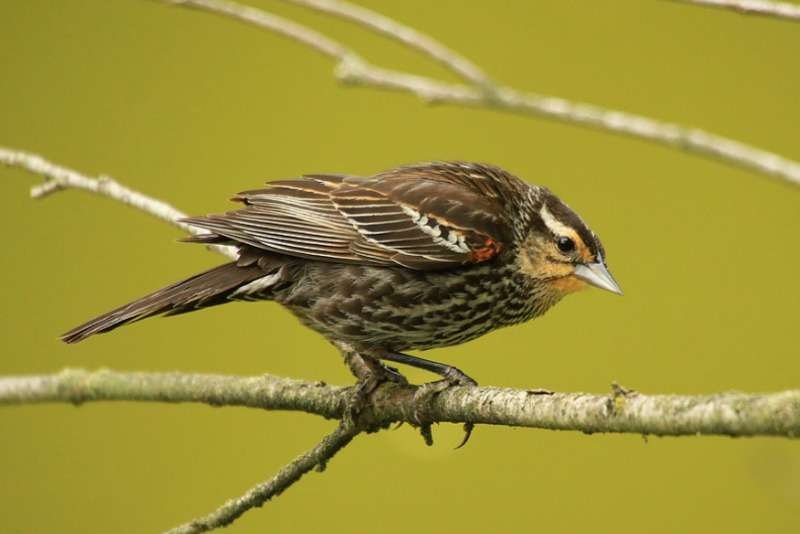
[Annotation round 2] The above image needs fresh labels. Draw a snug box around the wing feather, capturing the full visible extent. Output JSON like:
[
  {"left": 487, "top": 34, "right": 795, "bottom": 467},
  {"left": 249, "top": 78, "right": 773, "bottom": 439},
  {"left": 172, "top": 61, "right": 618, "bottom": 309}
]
[{"left": 183, "top": 165, "right": 513, "bottom": 270}]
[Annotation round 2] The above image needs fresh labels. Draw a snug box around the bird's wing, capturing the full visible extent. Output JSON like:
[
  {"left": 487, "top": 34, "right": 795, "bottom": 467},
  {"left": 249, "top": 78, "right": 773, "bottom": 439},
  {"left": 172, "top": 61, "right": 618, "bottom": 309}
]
[{"left": 182, "top": 170, "right": 510, "bottom": 270}]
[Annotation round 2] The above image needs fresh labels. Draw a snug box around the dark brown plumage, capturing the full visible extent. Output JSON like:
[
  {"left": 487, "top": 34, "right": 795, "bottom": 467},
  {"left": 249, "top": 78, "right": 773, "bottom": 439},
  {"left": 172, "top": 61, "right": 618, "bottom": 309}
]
[{"left": 63, "top": 162, "right": 621, "bottom": 384}]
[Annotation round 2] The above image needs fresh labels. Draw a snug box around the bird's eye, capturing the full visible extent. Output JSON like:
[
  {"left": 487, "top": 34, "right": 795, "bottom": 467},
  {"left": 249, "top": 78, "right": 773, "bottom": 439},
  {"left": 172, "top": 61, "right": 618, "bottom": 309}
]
[{"left": 556, "top": 236, "right": 576, "bottom": 253}]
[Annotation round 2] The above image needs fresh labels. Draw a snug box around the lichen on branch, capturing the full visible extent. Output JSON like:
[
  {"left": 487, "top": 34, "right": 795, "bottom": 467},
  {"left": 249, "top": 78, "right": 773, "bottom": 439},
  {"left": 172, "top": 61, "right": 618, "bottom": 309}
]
[{"left": 2, "top": 369, "right": 798, "bottom": 438}]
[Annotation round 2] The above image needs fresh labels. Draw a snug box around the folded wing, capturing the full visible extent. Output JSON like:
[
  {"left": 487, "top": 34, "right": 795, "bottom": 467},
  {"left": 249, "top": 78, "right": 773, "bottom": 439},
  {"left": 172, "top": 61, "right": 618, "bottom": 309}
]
[{"left": 183, "top": 168, "right": 510, "bottom": 270}]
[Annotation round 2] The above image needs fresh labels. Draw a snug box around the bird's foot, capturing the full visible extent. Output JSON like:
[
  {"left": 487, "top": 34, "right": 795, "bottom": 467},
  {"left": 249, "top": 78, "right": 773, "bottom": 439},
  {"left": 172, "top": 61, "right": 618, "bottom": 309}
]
[
  {"left": 412, "top": 367, "right": 478, "bottom": 448},
  {"left": 343, "top": 356, "right": 408, "bottom": 430},
  {"left": 379, "top": 363, "right": 409, "bottom": 386}
]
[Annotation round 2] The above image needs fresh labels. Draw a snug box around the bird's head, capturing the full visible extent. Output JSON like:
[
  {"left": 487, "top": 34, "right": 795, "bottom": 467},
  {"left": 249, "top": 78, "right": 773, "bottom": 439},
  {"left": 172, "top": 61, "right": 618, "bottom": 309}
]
[{"left": 515, "top": 188, "right": 622, "bottom": 298}]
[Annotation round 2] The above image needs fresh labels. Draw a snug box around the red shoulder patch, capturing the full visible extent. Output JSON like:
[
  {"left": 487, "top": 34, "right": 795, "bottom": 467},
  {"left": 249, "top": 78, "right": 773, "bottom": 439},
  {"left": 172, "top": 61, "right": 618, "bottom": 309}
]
[{"left": 470, "top": 238, "right": 502, "bottom": 262}]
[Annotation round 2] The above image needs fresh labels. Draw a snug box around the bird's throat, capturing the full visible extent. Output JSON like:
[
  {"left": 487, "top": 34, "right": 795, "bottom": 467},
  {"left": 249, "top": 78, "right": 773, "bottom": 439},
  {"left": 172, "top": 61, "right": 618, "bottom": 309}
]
[{"left": 548, "top": 274, "right": 588, "bottom": 295}]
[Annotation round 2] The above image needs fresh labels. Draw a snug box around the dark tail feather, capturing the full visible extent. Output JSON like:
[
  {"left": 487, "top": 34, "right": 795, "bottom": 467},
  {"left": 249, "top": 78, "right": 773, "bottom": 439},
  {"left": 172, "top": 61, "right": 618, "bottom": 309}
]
[{"left": 62, "top": 262, "right": 267, "bottom": 344}]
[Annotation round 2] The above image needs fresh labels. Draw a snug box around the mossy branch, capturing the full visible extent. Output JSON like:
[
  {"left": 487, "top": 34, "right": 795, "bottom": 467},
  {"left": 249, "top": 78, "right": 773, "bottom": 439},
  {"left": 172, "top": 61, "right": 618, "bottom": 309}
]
[
  {"left": 3, "top": 369, "right": 798, "bottom": 438},
  {"left": 3, "top": 366, "right": 799, "bottom": 533},
  {"left": 165, "top": 420, "right": 359, "bottom": 534}
]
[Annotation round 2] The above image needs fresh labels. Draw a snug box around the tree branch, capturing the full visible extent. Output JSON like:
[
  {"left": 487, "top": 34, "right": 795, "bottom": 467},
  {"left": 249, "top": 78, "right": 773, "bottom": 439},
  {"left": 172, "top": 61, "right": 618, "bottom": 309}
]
[
  {"left": 669, "top": 0, "right": 800, "bottom": 21},
  {"left": 0, "top": 147, "right": 237, "bottom": 260},
  {"left": 164, "top": 0, "right": 800, "bottom": 187},
  {"left": 165, "top": 421, "right": 359, "bottom": 534},
  {"left": 283, "top": 0, "right": 496, "bottom": 91},
  {"left": 3, "top": 369, "right": 799, "bottom": 438}
]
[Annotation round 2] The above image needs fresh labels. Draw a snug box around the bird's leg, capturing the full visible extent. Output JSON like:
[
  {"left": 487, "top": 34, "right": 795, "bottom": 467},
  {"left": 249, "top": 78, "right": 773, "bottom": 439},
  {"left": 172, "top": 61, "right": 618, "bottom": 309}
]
[
  {"left": 339, "top": 346, "right": 408, "bottom": 429},
  {"left": 379, "top": 352, "right": 477, "bottom": 447},
  {"left": 379, "top": 351, "right": 477, "bottom": 386},
  {"left": 343, "top": 350, "right": 409, "bottom": 386}
]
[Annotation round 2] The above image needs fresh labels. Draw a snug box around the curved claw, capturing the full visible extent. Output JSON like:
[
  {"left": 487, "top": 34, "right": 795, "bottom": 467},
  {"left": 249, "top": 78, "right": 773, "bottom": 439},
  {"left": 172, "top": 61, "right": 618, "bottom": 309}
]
[
  {"left": 419, "top": 423, "right": 434, "bottom": 446},
  {"left": 374, "top": 351, "right": 479, "bottom": 447},
  {"left": 455, "top": 423, "right": 474, "bottom": 449},
  {"left": 412, "top": 376, "right": 478, "bottom": 448}
]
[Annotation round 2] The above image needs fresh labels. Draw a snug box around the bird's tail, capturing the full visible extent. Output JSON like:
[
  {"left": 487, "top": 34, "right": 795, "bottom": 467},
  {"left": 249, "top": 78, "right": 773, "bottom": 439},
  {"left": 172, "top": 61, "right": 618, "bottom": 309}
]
[{"left": 61, "top": 261, "right": 270, "bottom": 344}]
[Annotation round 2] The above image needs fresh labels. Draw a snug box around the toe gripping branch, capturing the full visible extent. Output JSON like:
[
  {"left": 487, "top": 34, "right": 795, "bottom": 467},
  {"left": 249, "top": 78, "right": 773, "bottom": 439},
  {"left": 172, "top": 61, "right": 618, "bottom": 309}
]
[
  {"left": 380, "top": 352, "right": 478, "bottom": 449},
  {"left": 341, "top": 352, "right": 408, "bottom": 432},
  {"left": 341, "top": 349, "right": 479, "bottom": 447}
]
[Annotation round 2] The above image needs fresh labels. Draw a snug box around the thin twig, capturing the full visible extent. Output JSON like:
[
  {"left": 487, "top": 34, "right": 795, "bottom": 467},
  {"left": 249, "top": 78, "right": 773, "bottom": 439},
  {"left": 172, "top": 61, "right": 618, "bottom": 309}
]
[
  {"left": 0, "top": 147, "right": 238, "bottom": 260},
  {"left": 168, "top": 0, "right": 351, "bottom": 60},
  {"left": 283, "top": 0, "right": 496, "bottom": 91},
  {"left": 668, "top": 0, "right": 800, "bottom": 21},
  {"left": 162, "top": 0, "right": 800, "bottom": 187},
  {"left": 2, "top": 369, "right": 799, "bottom": 438},
  {"left": 165, "top": 421, "right": 359, "bottom": 534}
]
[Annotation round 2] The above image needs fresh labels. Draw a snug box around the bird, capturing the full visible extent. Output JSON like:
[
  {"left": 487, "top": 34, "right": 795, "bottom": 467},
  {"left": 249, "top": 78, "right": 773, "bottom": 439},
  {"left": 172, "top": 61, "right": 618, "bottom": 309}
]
[{"left": 62, "top": 161, "right": 622, "bottom": 388}]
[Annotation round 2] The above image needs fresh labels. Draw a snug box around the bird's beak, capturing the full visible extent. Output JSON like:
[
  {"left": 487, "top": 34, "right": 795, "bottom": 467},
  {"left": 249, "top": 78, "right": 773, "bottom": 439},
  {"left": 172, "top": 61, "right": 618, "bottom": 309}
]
[{"left": 574, "top": 262, "right": 623, "bottom": 295}]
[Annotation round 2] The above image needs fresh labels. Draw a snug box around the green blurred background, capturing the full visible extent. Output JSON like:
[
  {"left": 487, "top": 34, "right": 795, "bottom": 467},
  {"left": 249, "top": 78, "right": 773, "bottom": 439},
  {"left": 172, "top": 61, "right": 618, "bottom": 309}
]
[{"left": 1, "top": 1, "right": 798, "bottom": 532}]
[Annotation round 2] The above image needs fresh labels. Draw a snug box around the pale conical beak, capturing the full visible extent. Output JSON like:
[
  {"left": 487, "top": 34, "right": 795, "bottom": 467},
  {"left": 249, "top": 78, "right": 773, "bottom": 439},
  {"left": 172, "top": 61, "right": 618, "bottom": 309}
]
[{"left": 574, "top": 262, "right": 623, "bottom": 295}]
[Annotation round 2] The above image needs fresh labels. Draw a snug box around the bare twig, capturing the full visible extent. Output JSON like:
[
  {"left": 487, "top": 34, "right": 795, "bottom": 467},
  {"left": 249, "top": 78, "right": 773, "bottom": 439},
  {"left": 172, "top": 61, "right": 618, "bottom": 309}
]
[
  {"left": 168, "top": 0, "right": 350, "bottom": 60},
  {"left": 2, "top": 369, "right": 799, "bottom": 438},
  {"left": 163, "top": 0, "right": 800, "bottom": 186},
  {"left": 0, "top": 147, "right": 238, "bottom": 260},
  {"left": 283, "top": 0, "right": 496, "bottom": 91},
  {"left": 669, "top": 0, "right": 800, "bottom": 21},
  {"left": 165, "top": 421, "right": 359, "bottom": 534}
]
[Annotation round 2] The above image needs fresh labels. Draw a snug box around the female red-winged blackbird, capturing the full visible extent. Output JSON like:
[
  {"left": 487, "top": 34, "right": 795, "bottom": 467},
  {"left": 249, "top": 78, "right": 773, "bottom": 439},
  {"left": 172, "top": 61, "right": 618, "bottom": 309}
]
[{"left": 63, "top": 162, "right": 621, "bottom": 385}]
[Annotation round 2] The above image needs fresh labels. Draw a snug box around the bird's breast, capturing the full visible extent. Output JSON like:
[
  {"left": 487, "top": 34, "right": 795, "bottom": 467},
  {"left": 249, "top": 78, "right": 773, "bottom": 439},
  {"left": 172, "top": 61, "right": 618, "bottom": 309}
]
[{"left": 277, "top": 260, "right": 544, "bottom": 351}]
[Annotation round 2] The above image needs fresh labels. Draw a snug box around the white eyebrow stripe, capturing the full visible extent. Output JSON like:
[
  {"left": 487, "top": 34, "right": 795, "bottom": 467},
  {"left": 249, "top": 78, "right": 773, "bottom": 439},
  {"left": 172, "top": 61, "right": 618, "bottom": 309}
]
[{"left": 539, "top": 204, "right": 578, "bottom": 239}]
